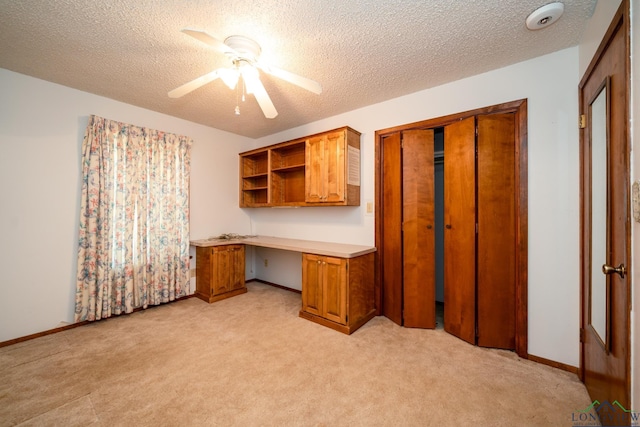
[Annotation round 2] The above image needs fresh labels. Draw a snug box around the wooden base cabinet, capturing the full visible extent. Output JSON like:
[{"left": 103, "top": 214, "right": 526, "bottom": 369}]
[
  {"left": 299, "top": 252, "right": 375, "bottom": 334},
  {"left": 195, "top": 245, "right": 246, "bottom": 303}
]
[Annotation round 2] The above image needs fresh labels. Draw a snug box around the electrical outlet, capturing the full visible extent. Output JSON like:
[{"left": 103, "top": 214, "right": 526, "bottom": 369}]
[{"left": 264, "top": 259, "right": 268, "bottom": 267}]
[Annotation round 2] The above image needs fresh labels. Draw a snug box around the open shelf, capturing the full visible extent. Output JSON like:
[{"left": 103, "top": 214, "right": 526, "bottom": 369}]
[
  {"left": 271, "top": 141, "right": 305, "bottom": 170},
  {"left": 271, "top": 164, "right": 305, "bottom": 173},
  {"left": 241, "top": 188, "right": 268, "bottom": 205},
  {"left": 241, "top": 151, "right": 268, "bottom": 177},
  {"left": 271, "top": 169, "right": 305, "bottom": 205}
]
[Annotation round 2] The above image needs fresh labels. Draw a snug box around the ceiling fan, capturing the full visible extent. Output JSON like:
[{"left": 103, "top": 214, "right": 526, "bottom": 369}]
[{"left": 168, "top": 29, "right": 323, "bottom": 119}]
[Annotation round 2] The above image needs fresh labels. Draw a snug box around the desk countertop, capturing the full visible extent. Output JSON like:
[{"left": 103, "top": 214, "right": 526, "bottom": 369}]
[{"left": 190, "top": 235, "right": 376, "bottom": 258}]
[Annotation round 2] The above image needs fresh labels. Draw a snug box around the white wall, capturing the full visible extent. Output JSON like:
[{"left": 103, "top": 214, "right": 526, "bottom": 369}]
[
  {"left": 0, "top": 68, "right": 254, "bottom": 342},
  {"left": 248, "top": 47, "right": 581, "bottom": 367},
  {"left": 0, "top": 46, "right": 585, "bottom": 368}
]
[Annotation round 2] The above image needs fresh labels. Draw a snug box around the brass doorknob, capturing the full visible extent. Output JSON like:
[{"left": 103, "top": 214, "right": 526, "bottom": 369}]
[{"left": 602, "top": 263, "right": 626, "bottom": 279}]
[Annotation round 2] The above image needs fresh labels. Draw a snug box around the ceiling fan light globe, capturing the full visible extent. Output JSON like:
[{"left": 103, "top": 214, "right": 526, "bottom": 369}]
[
  {"left": 240, "top": 65, "right": 260, "bottom": 94},
  {"left": 219, "top": 68, "right": 239, "bottom": 90}
]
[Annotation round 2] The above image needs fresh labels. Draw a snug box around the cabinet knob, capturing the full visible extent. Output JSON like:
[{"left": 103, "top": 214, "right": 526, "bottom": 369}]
[
  {"left": 317, "top": 260, "right": 321, "bottom": 264},
  {"left": 445, "top": 224, "right": 452, "bottom": 229}
]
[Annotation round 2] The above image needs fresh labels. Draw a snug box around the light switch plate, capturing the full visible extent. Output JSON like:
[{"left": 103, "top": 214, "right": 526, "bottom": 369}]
[
  {"left": 365, "top": 200, "right": 374, "bottom": 216},
  {"left": 633, "top": 181, "right": 640, "bottom": 223}
]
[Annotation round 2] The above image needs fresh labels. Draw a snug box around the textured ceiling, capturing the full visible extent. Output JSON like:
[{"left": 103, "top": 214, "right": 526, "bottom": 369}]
[{"left": 0, "top": 0, "right": 597, "bottom": 138}]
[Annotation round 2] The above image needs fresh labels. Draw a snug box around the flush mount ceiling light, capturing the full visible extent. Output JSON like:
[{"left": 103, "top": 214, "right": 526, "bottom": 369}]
[
  {"left": 168, "top": 29, "right": 322, "bottom": 119},
  {"left": 526, "top": 2, "right": 565, "bottom": 30}
]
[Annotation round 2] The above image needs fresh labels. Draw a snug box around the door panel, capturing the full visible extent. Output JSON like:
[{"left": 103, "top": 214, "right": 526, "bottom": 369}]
[
  {"left": 230, "top": 246, "right": 245, "bottom": 291},
  {"left": 305, "top": 136, "right": 324, "bottom": 202},
  {"left": 403, "top": 129, "right": 436, "bottom": 328},
  {"left": 213, "top": 247, "right": 231, "bottom": 295},
  {"left": 302, "top": 254, "right": 323, "bottom": 316},
  {"left": 580, "top": 4, "right": 630, "bottom": 414},
  {"left": 382, "top": 133, "right": 403, "bottom": 325},
  {"left": 323, "top": 257, "right": 347, "bottom": 324},
  {"left": 476, "top": 114, "right": 516, "bottom": 349},
  {"left": 444, "top": 117, "right": 476, "bottom": 344},
  {"left": 324, "top": 131, "right": 346, "bottom": 202}
]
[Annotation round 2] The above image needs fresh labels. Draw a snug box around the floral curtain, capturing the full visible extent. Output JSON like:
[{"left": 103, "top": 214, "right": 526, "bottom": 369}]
[{"left": 75, "top": 115, "right": 192, "bottom": 322}]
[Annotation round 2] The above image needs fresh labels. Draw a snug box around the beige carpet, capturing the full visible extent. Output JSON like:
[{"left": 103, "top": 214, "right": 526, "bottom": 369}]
[{"left": 0, "top": 282, "right": 595, "bottom": 426}]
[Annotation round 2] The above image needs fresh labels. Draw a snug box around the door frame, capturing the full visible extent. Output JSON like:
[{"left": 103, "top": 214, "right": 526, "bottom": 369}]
[{"left": 374, "top": 99, "right": 528, "bottom": 358}]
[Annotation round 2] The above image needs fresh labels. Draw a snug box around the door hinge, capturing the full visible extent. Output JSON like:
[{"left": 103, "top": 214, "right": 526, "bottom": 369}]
[
  {"left": 476, "top": 223, "right": 478, "bottom": 234},
  {"left": 346, "top": 315, "right": 348, "bottom": 323},
  {"left": 579, "top": 328, "right": 585, "bottom": 343},
  {"left": 579, "top": 114, "right": 586, "bottom": 129}
]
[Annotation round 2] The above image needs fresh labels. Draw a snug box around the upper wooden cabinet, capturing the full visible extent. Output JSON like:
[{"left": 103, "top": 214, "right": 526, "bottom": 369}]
[{"left": 239, "top": 127, "right": 361, "bottom": 208}]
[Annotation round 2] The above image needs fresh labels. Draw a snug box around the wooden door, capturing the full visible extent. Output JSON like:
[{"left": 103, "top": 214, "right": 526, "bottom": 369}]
[
  {"left": 302, "top": 254, "right": 323, "bottom": 316},
  {"left": 476, "top": 114, "right": 516, "bottom": 349},
  {"left": 229, "top": 246, "right": 245, "bottom": 291},
  {"left": 323, "top": 256, "right": 348, "bottom": 324},
  {"left": 443, "top": 117, "right": 476, "bottom": 344},
  {"left": 305, "top": 135, "right": 324, "bottom": 203},
  {"left": 402, "top": 129, "right": 436, "bottom": 328},
  {"left": 212, "top": 247, "right": 231, "bottom": 295},
  {"left": 323, "top": 131, "right": 346, "bottom": 203},
  {"left": 381, "top": 133, "right": 403, "bottom": 325},
  {"left": 579, "top": 3, "right": 630, "bottom": 415}
]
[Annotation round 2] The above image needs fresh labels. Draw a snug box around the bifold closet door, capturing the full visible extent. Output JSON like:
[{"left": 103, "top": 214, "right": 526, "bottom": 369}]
[
  {"left": 381, "top": 130, "right": 435, "bottom": 328},
  {"left": 443, "top": 113, "right": 517, "bottom": 349},
  {"left": 382, "top": 133, "right": 403, "bottom": 325},
  {"left": 443, "top": 117, "right": 476, "bottom": 344},
  {"left": 476, "top": 113, "right": 516, "bottom": 349},
  {"left": 403, "top": 129, "right": 435, "bottom": 328}
]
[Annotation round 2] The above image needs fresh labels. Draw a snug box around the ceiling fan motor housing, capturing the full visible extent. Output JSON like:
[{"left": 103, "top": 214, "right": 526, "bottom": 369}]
[{"left": 224, "top": 35, "right": 262, "bottom": 63}]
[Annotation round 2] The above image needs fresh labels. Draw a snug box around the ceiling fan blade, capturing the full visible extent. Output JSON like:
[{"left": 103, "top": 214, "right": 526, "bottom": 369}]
[
  {"left": 168, "top": 69, "right": 221, "bottom": 98},
  {"left": 258, "top": 63, "right": 322, "bottom": 95},
  {"left": 246, "top": 74, "right": 278, "bottom": 118},
  {"left": 181, "top": 28, "right": 237, "bottom": 55}
]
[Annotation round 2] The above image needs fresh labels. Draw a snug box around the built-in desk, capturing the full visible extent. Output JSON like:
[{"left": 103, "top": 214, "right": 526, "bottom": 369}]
[{"left": 190, "top": 236, "right": 376, "bottom": 334}]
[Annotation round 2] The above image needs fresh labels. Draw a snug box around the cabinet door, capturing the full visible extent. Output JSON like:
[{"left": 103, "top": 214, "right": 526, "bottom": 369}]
[
  {"left": 305, "top": 136, "right": 325, "bottom": 203},
  {"left": 212, "top": 247, "right": 232, "bottom": 295},
  {"left": 322, "top": 131, "right": 346, "bottom": 203},
  {"left": 302, "top": 254, "right": 323, "bottom": 316},
  {"left": 229, "top": 245, "right": 246, "bottom": 291},
  {"left": 322, "top": 256, "right": 348, "bottom": 324}
]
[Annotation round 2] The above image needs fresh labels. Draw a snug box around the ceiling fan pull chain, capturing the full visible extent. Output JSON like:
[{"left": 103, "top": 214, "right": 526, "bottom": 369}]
[
  {"left": 235, "top": 79, "right": 240, "bottom": 115},
  {"left": 242, "top": 77, "right": 246, "bottom": 102}
]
